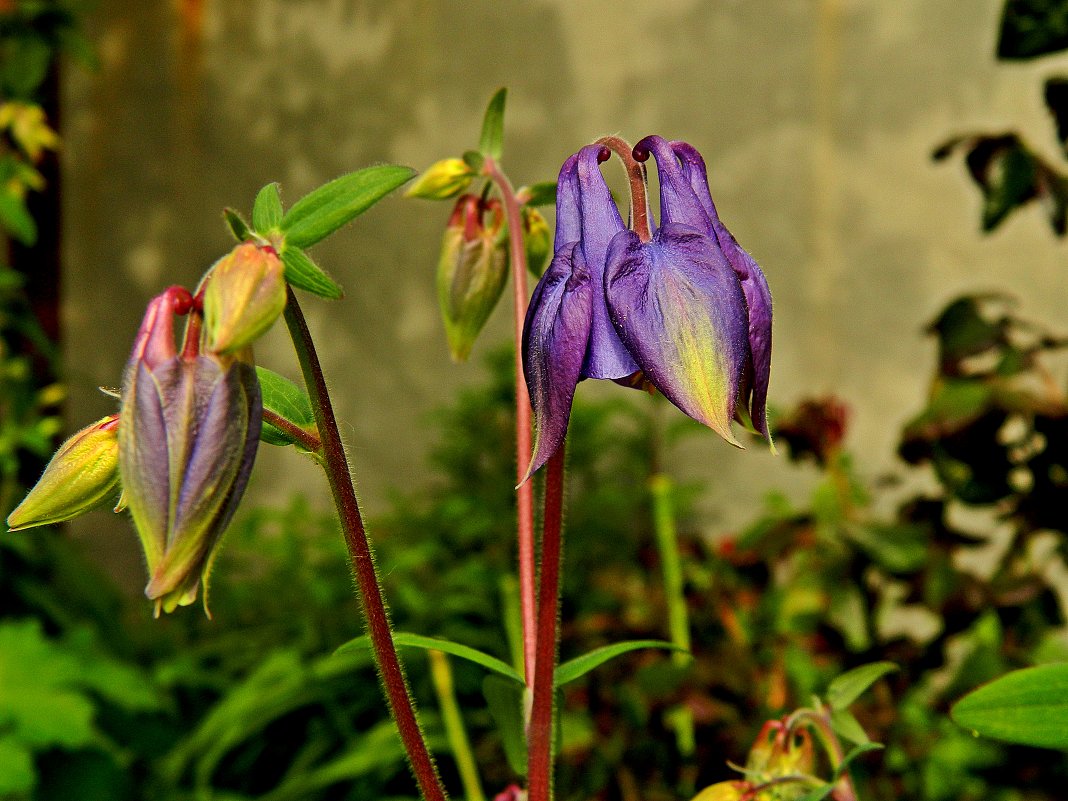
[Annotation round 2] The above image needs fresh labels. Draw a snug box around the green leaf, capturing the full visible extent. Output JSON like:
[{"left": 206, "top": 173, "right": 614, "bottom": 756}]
[
  {"left": 478, "top": 88, "right": 507, "bottom": 160},
  {"left": 836, "top": 742, "right": 884, "bottom": 775},
  {"left": 521, "top": 181, "right": 557, "bottom": 207},
  {"left": 252, "top": 182, "right": 284, "bottom": 232},
  {"left": 951, "top": 663, "right": 1068, "bottom": 749},
  {"left": 482, "top": 674, "right": 527, "bottom": 776},
  {"left": 280, "top": 164, "right": 415, "bottom": 249},
  {"left": 256, "top": 367, "right": 317, "bottom": 449},
  {"left": 0, "top": 736, "right": 35, "bottom": 795},
  {"left": 462, "top": 150, "right": 485, "bottom": 172},
  {"left": 826, "top": 661, "right": 898, "bottom": 711},
  {"left": 336, "top": 631, "right": 524, "bottom": 685},
  {"left": 223, "top": 207, "right": 251, "bottom": 241},
  {"left": 555, "top": 640, "right": 685, "bottom": 688},
  {"left": 830, "top": 708, "right": 869, "bottom": 745},
  {"left": 280, "top": 245, "right": 343, "bottom": 300},
  {"left": 998, "top": 0, "right": 1068, "bottom": 60},
  {"left": 796, "top": 784, "right": 835, "bottom": 801},
  {"left": 0, "top": 192, "right": 37, "bottom": 245}
]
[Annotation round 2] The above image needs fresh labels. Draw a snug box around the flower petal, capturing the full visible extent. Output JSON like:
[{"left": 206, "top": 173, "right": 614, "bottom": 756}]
[
  {"left": 521, "top": 243, "right": 593, "bottom": 481},
  {"left": 605, "top": 224, "right": 749, "bottom": 445}
]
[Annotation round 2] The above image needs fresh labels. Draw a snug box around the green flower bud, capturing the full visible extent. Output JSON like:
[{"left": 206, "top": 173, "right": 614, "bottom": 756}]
[
  {"left": 522, "top": 206, "right": 551, "bottom": 277},
  {"left": 6, "top": 415, "right": 120, "bottom": 531},
  {"left": 406, "top": 157, "right": 475, "bottom": 200},
  {"left": 203, "top": 242, "right": 286, "bottom": 354},
  {"left": 437, "top": 195, "right": 508, "bottom": 362}
]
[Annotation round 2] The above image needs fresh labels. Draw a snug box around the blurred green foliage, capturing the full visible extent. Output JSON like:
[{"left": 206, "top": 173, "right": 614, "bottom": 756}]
[{"left": 5, "top": 291, "right": 1068, "bottom": 800}]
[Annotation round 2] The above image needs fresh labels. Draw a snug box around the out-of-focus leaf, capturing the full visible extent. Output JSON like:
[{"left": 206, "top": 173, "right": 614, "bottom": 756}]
[
  {"left": 280, "top": 164, "right": 414, "bottom": 249},
  {"left": 796, "top": 784, "right": 835, "bottom": 801},
  {"left": 256, "top": 367, "right": 317, "bottom": 449},
  {"left": 998, "top": 0, "right": 1068, "bottom": 60},
  {"left": 1045, "top": 76, "right": 1068, "bottom": 153},
  {"left": 928, "top": 295, "right": 1009, "bottom": 367},
  {"left": 845, "top": 522, "right": 928, "bottom": 574},
  {"left": 252, "top": 182, "right": 284, "bottom": 232},
  {"left": 0, "top": 192, "right": 37, "bottom": 245},
  {"left": 0, "top": 736, "right": 35, "bottom": 795},
  {"left": 521, "top": 181, "right": 557, "bottom": 208},
  {"left": 952, "top": 663, "right": 1068, "bottom": 749},
  {"left": 337, "top": 631, "right": 524, "bottom": 685},
  {"left": 837, "top": 742, "right": 884, "bottom": 773},
  {"left": 826, "top": 661, "right": 898, "bottom": 711},
  {"left": 280, "top": 245, "right": 343, "bottom": 299},
  {"left": 483, "top": 674, "right": 527, "bottom": 776},
  {"left": 555, "top": 640, "right": 685, "bottom": 687},
  {"left": 830, "top": 708, "right": 870, "bottom": 744},
  {"left": 478, "top": 88, "right": 507, "bottom": 160}
]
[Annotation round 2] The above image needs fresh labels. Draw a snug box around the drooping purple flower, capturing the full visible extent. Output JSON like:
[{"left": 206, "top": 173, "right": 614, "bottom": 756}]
[
  {"left": 522, "top": 136, "right": 773, "bottom": 479},
  {"left": 119, "top": 286, "right": 261, "bottom": 615}
]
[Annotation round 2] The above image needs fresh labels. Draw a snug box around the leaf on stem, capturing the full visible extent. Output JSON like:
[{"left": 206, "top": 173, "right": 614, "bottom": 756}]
[
  {"left": 555, "top": 640, "right": 685, "bottom": 687},
  {"left": 825, "top": 661, "right": 897, "bottom": 711},
  {"left": 336, "top": 631, "right": 524, "bottom": 685},
  {"left": 256, "top": 367, "right": 317, "bottom": 449},
  {"left": 478, "top": 88, "right": 507, "bottom": 160},
  {"left": 252, "top": 182, "right": 284, "bottom": 233},
  {"left": 280, "top": 245, "right": 343, "bottom": 300},
  {"left": 521, "top": 181, "right": 557, "bottom": 208},
  {"left": 223, "top": 207, "right": 251, "bottom": 242},
  {"left": 482, "top": 674, "right": 528, "bottom": 777},
  {"left": 951, "top": 663, "right": 1068, "bottom": 749},
  {"left": 279, "top": 164, "right": 415, "bottom": 249}
]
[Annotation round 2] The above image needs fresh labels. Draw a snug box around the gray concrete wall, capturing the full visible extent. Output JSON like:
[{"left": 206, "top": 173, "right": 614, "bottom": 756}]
[{"left": 63, "top": 0, "right": 1068, "bottom": 586}]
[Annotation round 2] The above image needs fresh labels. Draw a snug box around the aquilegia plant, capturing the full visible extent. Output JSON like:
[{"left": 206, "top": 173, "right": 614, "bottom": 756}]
[{"left": 8, "top": 87, "right": 800, "bottom": 801}]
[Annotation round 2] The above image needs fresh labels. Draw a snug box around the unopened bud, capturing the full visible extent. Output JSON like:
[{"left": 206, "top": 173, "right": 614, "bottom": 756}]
[
  {"left": 437, "top": 195, "right": 508, "bottom": 362},
  {"left": 203, "top": 242, "right": 286, "bottom": 354},
  {"left": 522, "top": 206, "right": 551, "bottom": 277},
  {"left": 406, "top": 158, "right": 475, "bottom": 200},
  {"left": 7, "top": 415, "right": 120, "bottom": 531}
]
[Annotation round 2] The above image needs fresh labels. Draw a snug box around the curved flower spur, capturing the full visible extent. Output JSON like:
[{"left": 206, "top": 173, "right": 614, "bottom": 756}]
[{"left": 521, "top": 135, "right": 773, "bottom": 479}]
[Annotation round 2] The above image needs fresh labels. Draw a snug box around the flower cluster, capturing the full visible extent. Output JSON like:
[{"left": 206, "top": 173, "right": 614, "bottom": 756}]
[
  {"left": 522, "top": 135, "right": 773, "bottom": 477},
  {"left": 7, "top": 243, "right": 284, "bottom": 615}
]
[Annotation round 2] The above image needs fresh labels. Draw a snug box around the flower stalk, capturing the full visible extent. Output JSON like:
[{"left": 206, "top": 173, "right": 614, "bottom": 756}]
[{"left": 282, "top": 286, "right": 446, "bottom": 801}]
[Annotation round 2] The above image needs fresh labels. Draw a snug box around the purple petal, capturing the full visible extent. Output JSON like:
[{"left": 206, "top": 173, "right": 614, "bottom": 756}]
[
  {"left": 521, "top": 243, "right": 593, "bottom": 480},
  {"left": 605, "top": 224, "right": 749, "bottom": 445},
  {"left": 553, "top": 153, "right": 582, "bottom": 249},
  {"left": 633, "top": 135, "right": 710, "bottom": 232},
  {"left": 572, "top": 144, "right": 638, "bottom": 380}
]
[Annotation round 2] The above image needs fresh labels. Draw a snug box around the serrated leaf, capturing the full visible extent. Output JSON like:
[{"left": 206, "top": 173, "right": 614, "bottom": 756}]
[
  {"left": 830, "top": 708, "right": 869, "bottom": 745},
  {"left": 555, "top": 640, "right": 685, "bottom": 688},
  {"left": 280, "top": 245, "right": 343, "bottom": 299},
  {"left": 256, "top": 367, "right": 317, "bottom": 449},
  {"left": 478, "top": 88, "right": 507, "bottom": 160},
  {"left": 280, "top": 164, "right": 415, "bottom": 249},
  {"left": 223, "top": 208, "right": 251, "bottom": 241},
  {"left": 252, "top": 182, "right": 284, "bottom": 232},
  {"left": 336, "top": 631, "right": 524, "bottom": 685},
  {"left": 951, "top": 663, "right": 1068, "bottom": 749},
  {"left": 826, "top": 662, "right": 898, "bottom": 711},
  {"left": 483, "top": 674, "right": 527, "bottom": 776},
  {"left": 522, "top": 181, "right": 557, "bottom": 208}
]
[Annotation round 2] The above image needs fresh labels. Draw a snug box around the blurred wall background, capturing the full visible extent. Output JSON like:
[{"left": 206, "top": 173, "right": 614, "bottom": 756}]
[{"left": 62, "top": 0, "right": 1068, "bottom": 586}]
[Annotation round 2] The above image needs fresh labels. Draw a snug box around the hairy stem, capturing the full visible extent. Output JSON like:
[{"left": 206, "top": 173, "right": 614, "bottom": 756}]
[
  {"left": 261, "top": 408, "right": 322, "bottom": 453},
  {"left": 283, "top": 287, "right": 447, "bottom": 801},
  {"left": 483, "top": 155, "right": 537, "bottom": 689},
  {"left": 595, "top": 135, "right": 651, "bottom": 243},
  {"left": 527, "top": 444, "right": 566, "bottom": 801}
]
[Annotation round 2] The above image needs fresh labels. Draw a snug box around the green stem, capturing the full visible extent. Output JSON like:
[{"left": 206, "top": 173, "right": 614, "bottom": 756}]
[
  {"left": 429, "top": 650, "right": 485, "bottom": 801},
  {"left": 282, "top": 287, "right": 447, "bottom": 801},
  {"left": 483, "top": 155, "right": 537, "bottom": 689},
  {"left": 527, "top": 443, "right": 566, "bottom": 801},
  {"left": 650, "top": 474, "right": 692, "bottom": 659}
]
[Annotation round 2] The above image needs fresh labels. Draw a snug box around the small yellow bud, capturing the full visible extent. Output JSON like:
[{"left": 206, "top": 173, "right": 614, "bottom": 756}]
[
  {"left": 7, "top": 415, "right": 120, "bottom": 531},
  {"left": 203, "top": 242, "right": 286, "bottom": 354},
  {"left": 406, "top": 158, "right": 475, "bottom": 200}
]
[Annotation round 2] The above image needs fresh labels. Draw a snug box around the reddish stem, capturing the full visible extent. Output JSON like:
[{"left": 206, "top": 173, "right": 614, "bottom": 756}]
[
  {"left": 261, "top": 408, "right": 322, "bottom": 453},
  {"left": 527, "top": 444, "right": 566, "bottom": 801},
  {"left": 283, "top": 287, "right": 446, "bottom": 801},
  {"left": 595, "top": 135, "right": 652, "bottom": 243},
  {"left": 483, "top": 155, "right": 537, "bottom": 688}
]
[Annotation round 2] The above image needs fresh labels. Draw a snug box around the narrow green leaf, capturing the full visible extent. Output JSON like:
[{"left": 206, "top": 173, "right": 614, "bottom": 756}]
[
  {"left": 256, "top": 367, "right": 316, "bottom": 449},
  {"left": 483, "top": 674, "right": 527, "bottom": 776},
  {"left": 830, "top": 708, "right": 869, "bottom": 745},
  {"left": 0, "top": 193, "right": 37, "bottom": 245},
  {"left": 826, "top": 661, "right": 898, "bottom": 711},
  {"left": 521, "top": 181, "right": 557, "bottom": 208},
  {"left": 478, "top": 88, "right": 507, "bottom": 160},
  {"left": 796, "top": 784, "right": 835, "bottom": 801},
  {"left": 836, "top": 742, "right": 884, "bottom": 775},
  {"left": 252, "top": 182, "right": 284, "bottom": 232},
  {"left": 223, "top": 208, "right": 251, "bottom": 241},
  {"left": 951, "top": 663, "right": 1068, "bottom": 749},
  {"left": 336, "top": 631, "right": 524, "bottom": 685},
  {"left": 280, "top": 164, "right": 415, "bottom": 249},
  {"left": 280, "top": 245, "right": 343, "bottom": 300},
  {"left": 554, "top": 640, "right": 685, "bottom": 688}
]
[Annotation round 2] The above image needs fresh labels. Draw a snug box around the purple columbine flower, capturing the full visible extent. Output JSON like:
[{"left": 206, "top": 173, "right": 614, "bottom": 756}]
[
  {"left": 119, "top": 285, "right": 261, "bottom": 615},
  {"left": 521, "top": 136, "right": 773, "bottom": 479}
]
